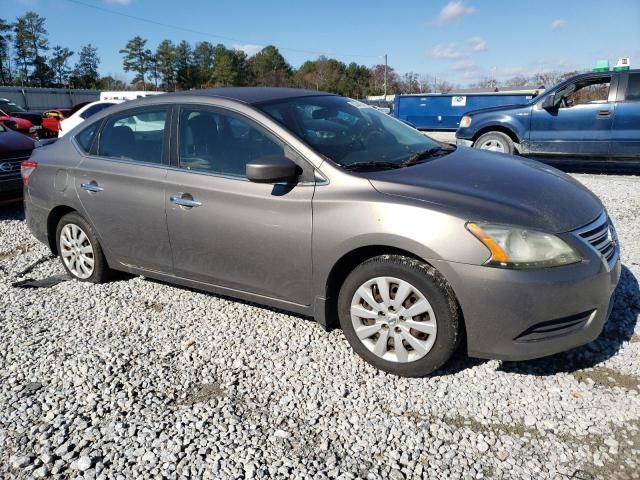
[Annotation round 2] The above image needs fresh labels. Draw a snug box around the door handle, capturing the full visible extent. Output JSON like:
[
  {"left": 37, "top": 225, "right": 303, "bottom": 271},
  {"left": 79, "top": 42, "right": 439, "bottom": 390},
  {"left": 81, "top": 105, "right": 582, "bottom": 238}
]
[
  {"left": 80, "top": 181, "right": 103, "bottom": 193},
  {"left": 170, "top": 194, "right": 202, "bottom": 208},
  {"left": 597, "top": 110, "right": 611, "bottom": 118}
]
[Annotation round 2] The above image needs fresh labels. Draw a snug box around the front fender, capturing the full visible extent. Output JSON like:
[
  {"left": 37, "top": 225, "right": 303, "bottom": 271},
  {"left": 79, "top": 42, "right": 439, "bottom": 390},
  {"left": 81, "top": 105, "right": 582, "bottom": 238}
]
[
  {"left": 311, "top": 190, "right": 490, "bottom": 297},
  {"left": 456, "top": 108, "right": 532, "bottom": 143}
]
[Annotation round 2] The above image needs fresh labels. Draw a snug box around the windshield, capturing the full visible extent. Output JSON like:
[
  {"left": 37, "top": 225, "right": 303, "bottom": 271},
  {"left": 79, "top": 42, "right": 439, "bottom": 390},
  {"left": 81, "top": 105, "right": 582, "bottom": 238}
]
[
  {"left": 0, "top": 99, "right": 26, "bottom": 114},
  {"left": 257, "top": 95, "right": 442, "bottom": 167}
]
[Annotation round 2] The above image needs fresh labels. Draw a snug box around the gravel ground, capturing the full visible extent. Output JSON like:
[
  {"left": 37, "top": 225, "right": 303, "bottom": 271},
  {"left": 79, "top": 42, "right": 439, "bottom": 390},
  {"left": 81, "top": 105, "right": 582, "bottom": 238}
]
[{"left": 1, "top": 173, "right": 639, "bottom": 480}]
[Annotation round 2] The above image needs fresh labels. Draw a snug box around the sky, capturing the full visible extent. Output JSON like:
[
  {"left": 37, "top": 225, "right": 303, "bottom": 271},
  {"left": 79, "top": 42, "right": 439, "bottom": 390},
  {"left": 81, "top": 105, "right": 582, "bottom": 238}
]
[{"left": 4, "top": 0, "right": 640, "bottom": 85}]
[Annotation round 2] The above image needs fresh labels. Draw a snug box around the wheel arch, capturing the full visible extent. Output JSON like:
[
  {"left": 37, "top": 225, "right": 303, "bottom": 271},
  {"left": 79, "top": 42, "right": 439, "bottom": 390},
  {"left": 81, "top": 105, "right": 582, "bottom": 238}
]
[
  {"left": 472, "top": 125, "right": 520, "bottom": 146},
  {"left": 46, "top": 205, "right": 77, "bottom": 255},
  {"left": 321, "top": 245, "right": 460, "bottom": 331}
]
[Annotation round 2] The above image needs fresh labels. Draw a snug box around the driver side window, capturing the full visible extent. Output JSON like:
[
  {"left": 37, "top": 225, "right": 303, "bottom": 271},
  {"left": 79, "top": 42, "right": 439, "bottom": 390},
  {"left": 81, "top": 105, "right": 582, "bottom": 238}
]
[
  {"left": 178, "top": 107, "right": 314, "bottom": 182},
  {"left": 561, "top": 78, "right": 611, "bottom": 108},
  {"left": 179, "top": 107, "right": 284, "bottom": 178}
]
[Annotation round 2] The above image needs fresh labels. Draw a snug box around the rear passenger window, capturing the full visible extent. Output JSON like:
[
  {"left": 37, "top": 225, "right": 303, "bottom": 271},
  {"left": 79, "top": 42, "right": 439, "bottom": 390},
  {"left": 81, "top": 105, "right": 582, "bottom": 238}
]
[
  {"left": 626, "top": 74, "right": 640, "bottom": 102},
  {"left": 178, "top": 107, "right": 285, "bottom": 177},
  {"left": 98, "top": 109, "right": 166, "bottom": 164},
  {"left": 75, "top": 122, "right": 99, "bottom": 153}
]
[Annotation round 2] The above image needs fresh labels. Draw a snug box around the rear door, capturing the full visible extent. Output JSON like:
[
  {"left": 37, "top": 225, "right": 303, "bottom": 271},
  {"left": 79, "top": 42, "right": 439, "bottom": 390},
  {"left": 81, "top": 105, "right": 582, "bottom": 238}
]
[
  {"left": 165, "top": 104, "right": 315, "bottom": 305},
  {"left": 610, "top": 72, "right": 640, "bottom": 160},
  {"left": 528, "top": 74, "right": 615, "bottom": 158},
  {"left": 74, "top": 106, "right": 173, "bottom": 272}
]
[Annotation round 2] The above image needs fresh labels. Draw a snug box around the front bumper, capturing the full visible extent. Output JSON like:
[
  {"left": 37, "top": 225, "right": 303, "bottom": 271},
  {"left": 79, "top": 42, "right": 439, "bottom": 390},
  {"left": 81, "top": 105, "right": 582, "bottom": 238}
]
[
  {"left": 434, "top": 240, "right": 621, "bottom": 361},
  {"left": 0, "top": 175, "right": 22, "bottom": 200}
]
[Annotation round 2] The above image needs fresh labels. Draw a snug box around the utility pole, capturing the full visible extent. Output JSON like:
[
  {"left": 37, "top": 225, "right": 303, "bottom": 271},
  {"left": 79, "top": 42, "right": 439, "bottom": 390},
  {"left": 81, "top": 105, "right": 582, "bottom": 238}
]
[{"left": 383, "top": 54, "right": 388, "bottom": 100}]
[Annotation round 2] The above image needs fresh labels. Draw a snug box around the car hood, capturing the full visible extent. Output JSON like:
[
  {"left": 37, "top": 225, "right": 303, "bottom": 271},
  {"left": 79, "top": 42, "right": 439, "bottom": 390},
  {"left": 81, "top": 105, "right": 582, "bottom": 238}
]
[
  {"left": 364, "top": 148, "right": 602, "bottom": 233},
  {"left": 0, "top": 129, "right": 35, "bottom": 153},
  {"left": 463, "top": 103, "right": 531, "bottom": 117}
]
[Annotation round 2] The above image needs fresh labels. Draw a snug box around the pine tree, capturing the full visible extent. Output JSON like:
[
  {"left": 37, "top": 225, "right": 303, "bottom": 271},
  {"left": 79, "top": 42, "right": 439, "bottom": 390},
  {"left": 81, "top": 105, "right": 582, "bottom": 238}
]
[
  {"left": 49, "top": 45, "right": 74, "bottom": 86},
  {"left": 120, "top": 36, "right": 150, "bottom": 90},
  {"left": 73, "top": 44, "right": 100, "bottom": 89}
]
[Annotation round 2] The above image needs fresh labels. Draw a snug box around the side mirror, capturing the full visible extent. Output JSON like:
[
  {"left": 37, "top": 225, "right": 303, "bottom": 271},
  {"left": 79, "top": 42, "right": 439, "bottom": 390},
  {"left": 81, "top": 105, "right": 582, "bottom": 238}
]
[
  {"left": 4, "top": 120, "right": 18, "bottom": 130},
  {"left": 541, "top": 93, "right": 558, "bottom": 110},
  {"left": 246, "top": 155, "right": 300, "bottom": 183}
]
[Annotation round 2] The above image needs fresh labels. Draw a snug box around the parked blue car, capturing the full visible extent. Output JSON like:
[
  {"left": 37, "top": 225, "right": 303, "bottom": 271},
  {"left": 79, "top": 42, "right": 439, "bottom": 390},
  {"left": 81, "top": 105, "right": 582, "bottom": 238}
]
[{"left": 456, "top": 69, "right": 640, "bottom": 163}]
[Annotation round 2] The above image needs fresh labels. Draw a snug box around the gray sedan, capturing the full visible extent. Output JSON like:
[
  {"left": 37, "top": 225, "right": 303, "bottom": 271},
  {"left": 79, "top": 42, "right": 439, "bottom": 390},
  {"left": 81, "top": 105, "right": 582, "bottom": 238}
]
[{"left": 22, "top": 88, "right": 621, "bottom": 376}]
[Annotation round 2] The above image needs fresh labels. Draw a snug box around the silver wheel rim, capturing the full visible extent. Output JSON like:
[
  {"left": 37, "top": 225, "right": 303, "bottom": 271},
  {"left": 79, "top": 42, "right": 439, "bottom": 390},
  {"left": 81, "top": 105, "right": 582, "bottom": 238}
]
[
  {"left": 479, "top": 138, "right": 506, "bottom": 152},
  {"left": 350, "top": 276, "right": 437, "bottom": 363},
  {"left": 60, "top": 223, "right": 95, "bottom": 279}
]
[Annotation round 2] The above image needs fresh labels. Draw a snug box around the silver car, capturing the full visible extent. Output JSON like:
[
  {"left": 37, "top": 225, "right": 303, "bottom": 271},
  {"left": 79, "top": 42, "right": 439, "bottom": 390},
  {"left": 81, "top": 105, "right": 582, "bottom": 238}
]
[{"left": 22, "top": 88, "right": 621, "bottom": 377}]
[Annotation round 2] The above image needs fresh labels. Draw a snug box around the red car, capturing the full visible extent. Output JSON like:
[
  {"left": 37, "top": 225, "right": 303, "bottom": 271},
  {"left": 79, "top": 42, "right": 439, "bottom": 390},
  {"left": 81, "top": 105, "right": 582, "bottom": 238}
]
[
  {"left": 40, "top": 108, "right": 73, "bottom": 138},
  {"left": 0, "top": 123, "right": 35, "bottom": 200},
  {"left": 0, "top": 110, "right": 34, "bottom": 136},
  {"left": 0, "top": 98, "right": 42, "bottom": 132}
]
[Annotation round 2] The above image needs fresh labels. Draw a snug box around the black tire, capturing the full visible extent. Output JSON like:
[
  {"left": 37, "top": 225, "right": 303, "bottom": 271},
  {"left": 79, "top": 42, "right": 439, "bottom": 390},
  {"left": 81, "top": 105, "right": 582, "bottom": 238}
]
[
  {"left": 338, "top": 255, "right": 462, "bottom": 377},
  {"left": 474, "top": 131, "right": 515, "bottom": 154},
  {"left": 55, "top": 212, "right": 111, "bottom": 283}
]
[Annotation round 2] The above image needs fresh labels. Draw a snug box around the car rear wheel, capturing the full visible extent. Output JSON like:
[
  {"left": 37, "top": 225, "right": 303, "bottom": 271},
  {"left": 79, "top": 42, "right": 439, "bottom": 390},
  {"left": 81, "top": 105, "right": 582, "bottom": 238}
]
[
  {"left": 56, "top": 212, "right": 110, "bottom": 283},
  {"left": 338, "top": 255, "right": 462, "bottom": 377},
  {"left": 474, "top": 131, "right": 514, "bottom": 154}
]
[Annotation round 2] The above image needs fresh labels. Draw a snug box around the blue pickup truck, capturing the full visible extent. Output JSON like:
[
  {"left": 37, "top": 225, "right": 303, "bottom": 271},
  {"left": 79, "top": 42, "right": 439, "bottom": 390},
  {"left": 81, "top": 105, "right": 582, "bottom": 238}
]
[{"left": 455, "top": 69, "right": 640, "bottom": 163}]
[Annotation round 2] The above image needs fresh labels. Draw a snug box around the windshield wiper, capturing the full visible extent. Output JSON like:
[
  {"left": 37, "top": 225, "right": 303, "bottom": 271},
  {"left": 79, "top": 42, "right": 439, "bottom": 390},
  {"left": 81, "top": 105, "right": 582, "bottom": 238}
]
[
  {"left": 402, "top": 146, "right": 454, "bottom": 166},
  {"left": 342, "top": 161, "right": 403, "bottom": 171}
]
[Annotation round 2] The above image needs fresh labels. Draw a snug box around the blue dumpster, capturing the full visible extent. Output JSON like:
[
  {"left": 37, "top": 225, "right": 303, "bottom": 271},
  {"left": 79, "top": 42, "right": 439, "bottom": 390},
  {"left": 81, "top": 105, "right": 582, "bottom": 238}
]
[{"left": 393, "top": 91, "right": 540, "bottom": 131}]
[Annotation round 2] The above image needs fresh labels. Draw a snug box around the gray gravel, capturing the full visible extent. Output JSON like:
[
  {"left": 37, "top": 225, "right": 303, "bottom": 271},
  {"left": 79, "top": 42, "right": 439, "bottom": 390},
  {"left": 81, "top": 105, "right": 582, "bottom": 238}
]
[{"left": 1, "top": 173, "right": 639, "bottom": 479}]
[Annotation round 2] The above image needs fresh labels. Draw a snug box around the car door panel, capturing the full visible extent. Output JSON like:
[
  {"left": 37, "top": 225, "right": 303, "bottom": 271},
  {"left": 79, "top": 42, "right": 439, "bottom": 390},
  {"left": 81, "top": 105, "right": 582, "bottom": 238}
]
[
  {"left": 528, "top": 75, "right": 614, "bottom": 158},
  {"left": 610, "top": 73, "right": 640, "bottom": 160},
  {"left": 75, "top": 159, "right": 172, "bottom": 272},
  {"left": 165, "top": 105, "right": 315, "bottom": 306},
  {"left": 165, "top": 172, "right": 313, "bottom": 304}
]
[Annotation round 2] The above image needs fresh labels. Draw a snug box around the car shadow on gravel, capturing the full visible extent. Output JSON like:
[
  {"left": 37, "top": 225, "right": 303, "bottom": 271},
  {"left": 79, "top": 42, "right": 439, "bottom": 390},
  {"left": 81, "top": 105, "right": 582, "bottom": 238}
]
[{"left": 499, "top": 265, "right": 639, "bottom": 376}]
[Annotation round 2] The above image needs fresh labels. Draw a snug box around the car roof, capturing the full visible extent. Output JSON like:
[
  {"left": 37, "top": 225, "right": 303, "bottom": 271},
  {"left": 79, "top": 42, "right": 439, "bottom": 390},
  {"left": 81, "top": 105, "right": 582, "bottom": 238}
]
[{"left": 163, "top": 87, "right": 335, "bottom": 105}]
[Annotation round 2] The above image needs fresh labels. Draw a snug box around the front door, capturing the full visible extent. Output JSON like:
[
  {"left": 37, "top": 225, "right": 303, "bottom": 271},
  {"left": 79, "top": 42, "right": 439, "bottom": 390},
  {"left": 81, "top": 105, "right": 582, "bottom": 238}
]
[
  {"left": 528, "top": 75, "right": 614, "bottom": 158},
  {"left": 75, "top": 107, "right": 173, "bottom": 272},
  {"left": 165, "top": 105, "right": 315, "bottom": 305}
]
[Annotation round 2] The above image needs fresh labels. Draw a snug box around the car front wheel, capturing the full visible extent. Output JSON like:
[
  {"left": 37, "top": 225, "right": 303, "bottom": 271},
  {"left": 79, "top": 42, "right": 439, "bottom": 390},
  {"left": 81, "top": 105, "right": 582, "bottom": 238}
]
[
  {"left": 56, "top": 212, "right": 110, "bottom": 283},
  {"left": 474, "top": 131, "right": 515, "bottom": 154},
  {"left": 338, "top": 255, "right": 462, "bottom": 377}
]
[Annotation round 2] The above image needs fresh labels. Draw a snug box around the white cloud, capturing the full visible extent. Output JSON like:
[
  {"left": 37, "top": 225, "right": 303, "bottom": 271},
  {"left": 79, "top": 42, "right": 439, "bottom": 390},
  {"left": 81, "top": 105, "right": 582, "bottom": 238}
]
[
  {"left": 500, "top": 66, "right": 530, "bottom": 77},
  {"left": 232, "top": 44, "right": 263, "bottom": 57},
  {"left": 431, "top": 43, "right": 465, "bottom": 59},
  {"left": 437, "top": 1, "right": 476, "bottom": 24},
  {"left": 431, "top": 37, "right": 488, "bottom": 59},
  {"left": 104, "top": 0, "right": 132, "bottom": 6},
  {"left": 468, "top": 36, "right": 487, "bottom": 52},
  {"left": 451, "top": 60, "right": 478, "bottom": 71},
  {"left": 550, "top": 19, "right": 567, "bottom": 30}
]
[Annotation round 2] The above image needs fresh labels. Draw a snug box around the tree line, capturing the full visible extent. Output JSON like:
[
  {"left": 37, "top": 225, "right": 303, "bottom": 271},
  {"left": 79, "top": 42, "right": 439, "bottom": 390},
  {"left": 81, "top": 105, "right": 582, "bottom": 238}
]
[
  {"left": 0, "top": 11, "right": 580, "bottom": 96},
  {"left": 0, "top": 12, "right": 101, "bottom": 89}
]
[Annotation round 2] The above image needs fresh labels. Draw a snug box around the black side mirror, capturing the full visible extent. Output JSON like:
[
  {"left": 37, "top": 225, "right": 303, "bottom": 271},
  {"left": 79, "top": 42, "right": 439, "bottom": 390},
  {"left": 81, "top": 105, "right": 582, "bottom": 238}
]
[
  {"left": 246, "top": 155, "right": 300, "bottom": 183},
  {"left": 4, "top": 120, "right": 18, "bottom": 130},
  {"left": 541, "top": 93, "right": 558, "bottom": 110}
]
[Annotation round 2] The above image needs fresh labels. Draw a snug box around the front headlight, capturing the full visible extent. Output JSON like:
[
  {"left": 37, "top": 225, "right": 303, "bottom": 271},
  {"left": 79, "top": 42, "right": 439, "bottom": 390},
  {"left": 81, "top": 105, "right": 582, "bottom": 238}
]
[
  {"left": 459, "top": 116, "right": 472, "bottom": 128},
  {"left": 466, "top": 222, "right": 582, "bottom": 269}
]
